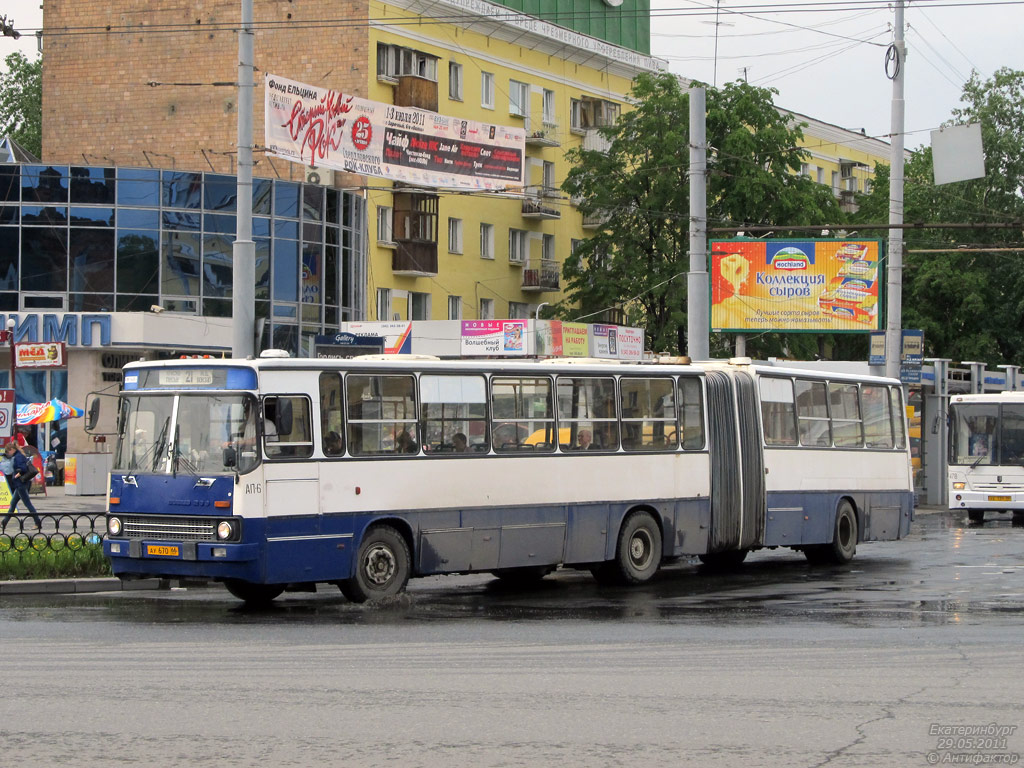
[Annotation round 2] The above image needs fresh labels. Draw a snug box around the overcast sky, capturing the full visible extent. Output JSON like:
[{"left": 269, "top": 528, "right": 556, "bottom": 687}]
[{"left": 3, "top": 0, "right": 1021, "bottom": 150}]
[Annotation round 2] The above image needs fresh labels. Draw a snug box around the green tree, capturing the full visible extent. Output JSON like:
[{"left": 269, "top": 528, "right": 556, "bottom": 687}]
[
  {"left": 560, "top": 72, "right": 840, "bottom": 355},
  {"left": 0, "top": 51, "right": 42, "bottom": 158},
  {"left": 852, "top": 68, "right": 1024, "bottom": 364}
]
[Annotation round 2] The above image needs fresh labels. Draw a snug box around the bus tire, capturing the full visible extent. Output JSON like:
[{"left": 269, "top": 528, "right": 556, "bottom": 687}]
[
  {"left": 968, "top": 510, "right": 985, "bottom": 523},
  {"left": 224, "top": 579, "right": 285, "bottom": 606},
  {"left": 806, "top": 500, "right": 858, "bottom": 565},
  {"left": 596, "top": 510, "right": 662, "bottom": 585},
  {"left": 340, "top": 525, "right": 411, "bottom": 603},
  {"left": 698, "top": 548, "right": 749, "bottom": 570}
]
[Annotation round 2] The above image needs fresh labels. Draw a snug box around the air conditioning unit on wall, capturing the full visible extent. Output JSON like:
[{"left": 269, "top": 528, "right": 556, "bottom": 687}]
[{"left": 305, "top": 167, "right": 334, "bottom": 186}]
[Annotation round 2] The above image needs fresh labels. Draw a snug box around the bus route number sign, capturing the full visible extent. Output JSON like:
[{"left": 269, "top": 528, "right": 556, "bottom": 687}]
[{"left": 158, "top": 370, "right": 214, "bottom": 387}]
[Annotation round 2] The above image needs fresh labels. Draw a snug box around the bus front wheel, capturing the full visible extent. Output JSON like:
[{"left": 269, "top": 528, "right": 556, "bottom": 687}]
[
  {"left": 592, "top": 511, "right": 662, "bottom": 585},
  {"left": 805, "top": 500, "right": 858, "bottom": 565},
  {"left": 968, "top": 510, "right": 985, "bottom": 523},
  {"left": 340, "top": 525, "right": 411, "bottom": 603},
  {"left": 224, "top": 580, "right": 285, "bottom": 606}
]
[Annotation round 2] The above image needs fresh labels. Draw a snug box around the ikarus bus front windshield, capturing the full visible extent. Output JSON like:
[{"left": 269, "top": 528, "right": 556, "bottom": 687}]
[{"left": 114, "top": 393, "right": 259, "bottom": 474}]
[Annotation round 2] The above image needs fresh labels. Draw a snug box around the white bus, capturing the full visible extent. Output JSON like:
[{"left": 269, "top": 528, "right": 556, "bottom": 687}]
[
  {"left": 100, "top": 355, "right": 914, "bottom": 604},
  {"left": 948, "top": 392, "right": 1024, "bottom": 522}
]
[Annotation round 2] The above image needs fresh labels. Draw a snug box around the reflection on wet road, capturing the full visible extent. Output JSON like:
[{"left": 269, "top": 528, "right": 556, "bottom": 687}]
[{"left": 2, "top": 510, "right": 1024, "bottom": 768}]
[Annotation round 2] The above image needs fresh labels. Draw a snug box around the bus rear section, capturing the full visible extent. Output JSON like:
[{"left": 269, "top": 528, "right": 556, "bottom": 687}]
[{"left": 948, "top": 393, "right": 1024, "bottom": 523}]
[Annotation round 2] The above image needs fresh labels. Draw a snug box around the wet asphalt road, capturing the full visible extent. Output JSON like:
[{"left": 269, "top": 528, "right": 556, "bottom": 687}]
[{"left": 2, "top": 509, "right": 1023, "bottom": 768}]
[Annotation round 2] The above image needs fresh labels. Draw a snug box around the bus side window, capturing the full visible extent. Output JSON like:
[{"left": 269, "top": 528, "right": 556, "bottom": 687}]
[
  {"left": 679, "top": 377, "right": 704, "bottom": 450},
  {"left": 319, "top": 372, "right": 345, "bottom": 457},
  {"left": 264, "top": 396, "right": 314, "bottom": 459},
  {"left": 759, "top": 377, "right": 797, "bottom": 446}
]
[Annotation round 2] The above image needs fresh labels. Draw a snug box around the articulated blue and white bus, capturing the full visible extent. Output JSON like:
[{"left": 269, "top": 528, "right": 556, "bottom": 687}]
[{"left": 100, "top": 355, "right": 914, "bottom": 604}]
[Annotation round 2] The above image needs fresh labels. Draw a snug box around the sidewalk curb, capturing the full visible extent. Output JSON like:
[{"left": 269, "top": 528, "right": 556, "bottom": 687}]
[{"left": 0, "top": 577, "right": 170, "bottom": 596}]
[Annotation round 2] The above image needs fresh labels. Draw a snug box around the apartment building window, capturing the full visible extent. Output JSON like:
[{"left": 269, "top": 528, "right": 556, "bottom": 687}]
[
  {"left": 846, "top": 177, "right": 858, "bottom": 193},
  {"left": 800, "top": 163, "right": 810, "bottom": 177},
  {"left": 448, "top": 295, "right": 462, "bottom": 320},
  {"left": 509, "top": 229, "right": 528, "bottom": 263},
  {"left": 480, "top": 223, "right": 494, "bottom": 259},
  {"left": 448, "top": 217, "right": 463, "bottom": 254},
  {"left": 542, "top": 89, "right": 556, "bottom": 124},
  {"left": 377, "top": 288, "right": 393, "bottom": 321},
  {"left": 409, "top": 291, "right": 431, "bottom": 320},
  {"left": 542, "top": 161, "right": 556, "bottom": 196},
  {"left": 571, "top": 238, "right": 583, "bottom": 257},
  {"left": 831, "top": 171, "right": 840, "bottom": 195},
  {"left": 509, "top": 301, "right": 529, "bottom": 319},
  {"left": 479, "top": 298, "right": 494, "bottom": 319},
  {"left": 509, "top": 80, "right": 530, "bottom": 118},
  {"left": 571, "top": 97, "right": 620, "bottom": 132},
  {"left": 816, "top": 167, "right": 825, "bottom": 185},
  {"left": 377, "top": 205, "right": 394, "bottom": 244},
  {"left": 542, "top": 234, "right": 555, "bottom": 261},
  {"left": 864, "top": 179, "right": 873, "bottom": 194},
  {"left": 481, "top": 72, "right": 494, "bottom": 109},
  {"left": 377, "top": 44, "right": 438, "bottom": 82},
  {"left": 449, "top": 62, "right": 463, "bottom": 101}
]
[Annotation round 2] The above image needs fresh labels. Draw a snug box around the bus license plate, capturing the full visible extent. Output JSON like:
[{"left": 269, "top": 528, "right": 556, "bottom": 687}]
[
  {"left": 147, "top": 545, "right": 180, "bottom": 557},
  {"left": 988, "top": 495, "right": 1011, "bottom": 502}
]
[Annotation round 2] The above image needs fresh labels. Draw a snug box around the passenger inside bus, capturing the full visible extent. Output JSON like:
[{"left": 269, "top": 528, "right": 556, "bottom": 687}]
[
  {"left": 577, "top": 429, "right": 595, "bottom": 451},
  {"left": 396, "top": 430, "right": 418, "bottom": 454},
  {"left": 452, "top": 433, "right": 468, "bottom": 452}
]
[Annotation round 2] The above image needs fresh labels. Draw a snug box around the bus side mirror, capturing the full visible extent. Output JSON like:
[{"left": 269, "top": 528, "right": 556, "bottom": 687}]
[
  {"left": 85, "top": 396, "right": 101, "bottom": 433},
  {"left": 222, "top": 445, "right": 237, "bottom": 468}
]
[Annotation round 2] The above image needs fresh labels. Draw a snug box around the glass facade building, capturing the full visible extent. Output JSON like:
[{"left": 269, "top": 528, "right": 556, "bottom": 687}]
[{"left": 0, "top": 164, "right": 366, "bottom": 356}]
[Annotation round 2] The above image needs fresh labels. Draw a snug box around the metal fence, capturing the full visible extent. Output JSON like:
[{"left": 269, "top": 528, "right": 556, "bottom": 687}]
[{"left": 0, "top": 513, "right": 109, "bottom": 578}]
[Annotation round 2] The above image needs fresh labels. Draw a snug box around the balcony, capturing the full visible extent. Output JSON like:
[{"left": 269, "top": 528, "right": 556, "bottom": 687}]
[
  {"left": 395, "top": 75, "right": 438, "bottom": 112},
  {"left": 521, "top": 259, "right": 560, "bottom": 292},
  {"left": 392, "top": 241, "right": 438, "bottom": 276},
  {"left": 581, "top": 210, "right": 609, "bottom": 229},
  {"left": 525, "top": 126, "right": 561, "bottom": 148},
  {"left": 521, "top": 197, "right": 560, "bottom": 220}
]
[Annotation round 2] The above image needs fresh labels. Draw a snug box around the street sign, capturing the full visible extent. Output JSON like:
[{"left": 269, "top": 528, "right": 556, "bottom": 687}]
[{"left": 0, "top": 388, "right": 14, "bottom": 438}]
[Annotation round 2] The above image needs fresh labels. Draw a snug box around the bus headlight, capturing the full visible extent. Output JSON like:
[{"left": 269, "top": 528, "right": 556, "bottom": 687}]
[
  {"left": 216, "top": 521, "right": 235, "bottom": 540},
  {"left": 108, "top": 517, "right": 122, "bottom": 536},
  {"left": 953, "top": 482, "right": 965, "bottom": 490}
]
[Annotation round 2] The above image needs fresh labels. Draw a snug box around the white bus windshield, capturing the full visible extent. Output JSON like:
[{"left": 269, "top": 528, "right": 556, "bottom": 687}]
[
  {"left": 114, "top": 393, "right": 260, "bottom": 474},
  {"left": 951, "top": 402, "right": 1024, "bottom": 466}
]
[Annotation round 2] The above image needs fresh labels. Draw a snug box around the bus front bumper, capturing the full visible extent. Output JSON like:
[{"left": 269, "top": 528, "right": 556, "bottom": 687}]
[
  {"left": 949, "top": 491, "right": 1024, "bottom": 511},
  {"left": 104, "top": 539, "right": 261, "bottom": 580}
]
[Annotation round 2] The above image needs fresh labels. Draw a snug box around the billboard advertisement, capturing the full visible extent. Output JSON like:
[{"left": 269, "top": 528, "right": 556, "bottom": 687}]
[
  {"left": 265, "top": 73, "right": 524, "bottom": 190},
  {"left": 710, "top": 240, "right": 883, "bottom": 332},
  {"left": 461, "top": 321, "right": 528, "bottom": 356},
  {"left": 535, "top": 321, "right": 590, "bottom": 357}
]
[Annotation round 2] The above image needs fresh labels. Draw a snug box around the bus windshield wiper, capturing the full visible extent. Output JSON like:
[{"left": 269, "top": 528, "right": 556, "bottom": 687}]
[
  {"left": 970, "top": 454, "right": 986, "bottom": 469},
  {"left": 151, "top": 418, "right": 170, "bottom": 472},
  {"left": 172, "top": 424, "right": 181, "bottom": 479}
]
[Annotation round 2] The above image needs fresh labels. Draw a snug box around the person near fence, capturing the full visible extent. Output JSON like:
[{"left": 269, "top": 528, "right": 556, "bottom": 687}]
[{"left": 1, "top": 442, "right": 42, "bottom": 532}]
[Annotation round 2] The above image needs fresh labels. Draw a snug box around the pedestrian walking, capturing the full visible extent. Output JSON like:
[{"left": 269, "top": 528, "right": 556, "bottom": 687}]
[{"left": 1, "top": 442, "right": 42, "bottom": 531}]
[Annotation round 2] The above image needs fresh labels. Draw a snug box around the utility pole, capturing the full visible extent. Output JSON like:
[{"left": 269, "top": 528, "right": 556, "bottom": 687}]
[
  {"left": 232, "top": 0, "right": 256, "bottom": 358},
  {"left": 884, "top": 0, "right": 906, "bottom": 381},
  {"left": 687, "top": 87, "right": 709, "bottom": 361}
]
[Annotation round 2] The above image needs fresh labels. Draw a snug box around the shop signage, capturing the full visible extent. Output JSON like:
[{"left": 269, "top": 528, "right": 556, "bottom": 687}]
[{"left": 15, "top": 341, "right": 67, "bottom": 368}]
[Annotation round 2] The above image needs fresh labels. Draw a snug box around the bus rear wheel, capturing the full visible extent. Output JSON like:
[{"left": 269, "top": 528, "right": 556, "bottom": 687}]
[
  {"left": 592, "top": 511, "right": 662, "bottom": 586},
  {"left": 224, "top": 580, "right": 285, "bottom": 606},
  {"left": 339, "top": 525, "right": 411, "bottom": 603},
  {"left": 805, "top": 500, "right": 858, "bottom": 565},
  {"left": 968, "top": 510, "right": 985, "bottom": 523}
]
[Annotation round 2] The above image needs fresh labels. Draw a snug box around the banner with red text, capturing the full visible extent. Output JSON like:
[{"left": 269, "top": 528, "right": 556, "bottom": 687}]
[{"left": 265, "top": 73, "right": 525, "bottom": 190}]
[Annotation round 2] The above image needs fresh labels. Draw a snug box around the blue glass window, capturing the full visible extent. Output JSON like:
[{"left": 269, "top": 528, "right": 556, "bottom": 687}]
[
  {"left": 21, "top": 206, "right": 67, "bottom": 225},
  {"left": 20, "top": 228, "right": 68, "bottom": 292},
  {"left": 69, "top": 227, "right": 115, "bottom": 293},
  {"left": 117, "top": 229, "right": 159, "bottom": 294},
  {"left": 70, "top": 207, "right": 115, "bottom": 227},
  {"left": 117, "top": 208, "right": 160, "bottom": 230},
  {"left": 202, "top": 234, "right": 233, "bottom": 298},
  {"left": 163, "top": 211, "right": 201, "bottom": 231},
  {"left": 274, "top": 219, "right": 298, "bottom": 240},
  {"left": 204, "top": 213, "right": 236, "bottom": 235},
  {"left": 253, "top": 179, "right": 272, "bottom": 215},
  {"left": 0, "top": 206, "right": 18, "bottom": 225},
  {"left": 253, "top": 216, "right": 271, "bottom": 238},
  {"left": 117, "top": 168, "right": 160, "bottom": 207},
  {"left": 162, "top": 231, "right": 201, "bottom": 296},
  {"left": 163, "top": 171, "right": 202, "bottom": 209},
  {"left": 273, "top": 239, "right": 299, "bottom": 302},
  {"left": 22, "top": 166, "right": 69, "bottom": 204},
  {"left": 70, "top": 293, "right": 114, "bottom": 312},
  {"left": 303, "top": 185, "right": 324, "bottom": 221},
  {"left": 0, "top": 226, "right": 17, "bottom": 290},
  {"left": 254, "top": 239, "right": 270, "bottom": 300},
  {"left": 70, "top": 167, "right": 116, "bottom": 204},
  {"left": 274, "top": 182, "right": 300, "bottom": 218},
  {"left": 204, "top": 175, "right": 237, "bottom": 212},
  {"left": 0, "top": 165, "right": 19, "bottom": 203}
]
